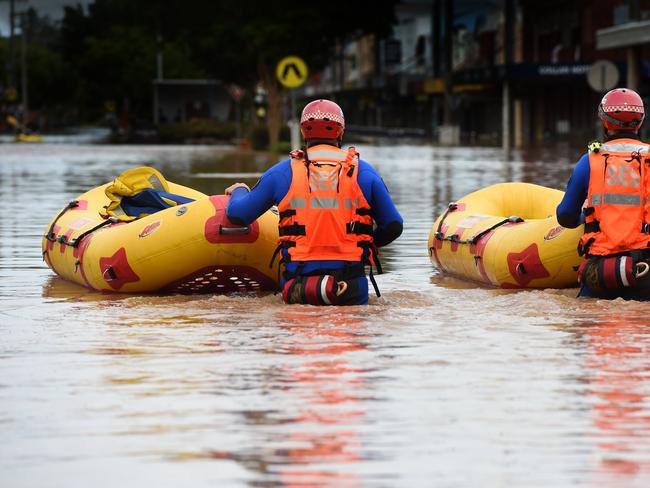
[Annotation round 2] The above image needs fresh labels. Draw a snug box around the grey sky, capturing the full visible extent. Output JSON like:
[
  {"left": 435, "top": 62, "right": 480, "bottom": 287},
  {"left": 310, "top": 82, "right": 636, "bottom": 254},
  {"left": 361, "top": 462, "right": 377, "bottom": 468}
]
[{"left": 0, "top": 0, "right": 92, "bottom": 35}]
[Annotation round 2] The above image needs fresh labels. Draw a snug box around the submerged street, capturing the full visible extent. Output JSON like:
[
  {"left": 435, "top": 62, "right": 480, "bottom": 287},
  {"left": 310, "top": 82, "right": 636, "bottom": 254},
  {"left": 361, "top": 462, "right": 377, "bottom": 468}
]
[{"left": 2, "top": 142, "right": 650, "bottom": 487}]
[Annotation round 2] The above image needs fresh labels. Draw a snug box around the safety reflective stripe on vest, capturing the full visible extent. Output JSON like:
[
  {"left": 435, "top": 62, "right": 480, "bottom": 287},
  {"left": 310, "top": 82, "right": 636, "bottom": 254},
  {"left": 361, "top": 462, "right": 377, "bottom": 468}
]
[
  {"left": 605, "top": 194, "right": 641, "bottom": 205},
  {"left": 288, "top": 197, "right": 354, "bottom": 210},
  {"left": 589, "top": 193, "right": 641, "bottom": 206},
  {"left": 344, "top": 198, "right": 360, "bottom": 209},
  {"left": 307, "top": 148, "right": 349, "bottom": 160},
  {"left": 290, "top": 198, "right": 306, "bottom": 209},
  {"left": 599, "top": 143, "right": 649, "bottom": 153},
  {"left": 310, "top": 197, "right": 339, "bottom": 209}
]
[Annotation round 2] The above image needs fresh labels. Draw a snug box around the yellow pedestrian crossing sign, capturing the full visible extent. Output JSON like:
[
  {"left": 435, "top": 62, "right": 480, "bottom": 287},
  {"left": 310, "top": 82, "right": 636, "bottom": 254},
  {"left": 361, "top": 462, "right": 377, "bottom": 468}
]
[{"left": 276, "top": 56, "right": 308, "bottom": 88}]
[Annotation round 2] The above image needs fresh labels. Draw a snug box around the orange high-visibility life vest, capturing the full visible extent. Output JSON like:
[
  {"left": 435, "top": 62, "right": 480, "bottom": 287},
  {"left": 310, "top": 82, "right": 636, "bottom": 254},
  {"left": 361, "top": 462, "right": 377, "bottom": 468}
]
[
  {"left": 276, "top": 144, "right": 374, "bottom": 263},
  {"left": 581, "top": 138, "right": 650, "bottom": 256}
]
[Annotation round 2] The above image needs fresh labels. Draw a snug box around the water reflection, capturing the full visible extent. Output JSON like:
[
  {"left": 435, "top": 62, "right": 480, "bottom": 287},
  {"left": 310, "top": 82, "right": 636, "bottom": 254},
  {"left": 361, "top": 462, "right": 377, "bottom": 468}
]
[
  {"left": 571, "top": 311, "right": 650, "bottom": 485},
  {"left": 4, "top": 142, "right": 650, "bottom": 487},
  {"left": 197, "top": 307, "right": 371, "bottom": 486}
]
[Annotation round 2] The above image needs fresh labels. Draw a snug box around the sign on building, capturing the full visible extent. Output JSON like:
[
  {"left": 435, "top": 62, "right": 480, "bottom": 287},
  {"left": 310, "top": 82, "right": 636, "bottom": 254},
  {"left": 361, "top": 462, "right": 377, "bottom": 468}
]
[{"left": 587, "top": 60, "right": 620, "bottom": 92}]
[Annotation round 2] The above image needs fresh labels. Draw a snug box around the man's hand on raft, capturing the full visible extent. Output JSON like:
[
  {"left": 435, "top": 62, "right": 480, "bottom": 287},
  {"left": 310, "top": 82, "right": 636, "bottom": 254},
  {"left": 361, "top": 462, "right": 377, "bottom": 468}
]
[{"left": 225, "top": 183, "right": 250, "bottom": 195}]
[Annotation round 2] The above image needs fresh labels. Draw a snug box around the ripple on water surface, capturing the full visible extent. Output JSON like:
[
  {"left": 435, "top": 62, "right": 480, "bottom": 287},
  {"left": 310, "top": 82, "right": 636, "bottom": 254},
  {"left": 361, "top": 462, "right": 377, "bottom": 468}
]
[{"left": 2, "top": 143, "right": 650, "bottom": 487}]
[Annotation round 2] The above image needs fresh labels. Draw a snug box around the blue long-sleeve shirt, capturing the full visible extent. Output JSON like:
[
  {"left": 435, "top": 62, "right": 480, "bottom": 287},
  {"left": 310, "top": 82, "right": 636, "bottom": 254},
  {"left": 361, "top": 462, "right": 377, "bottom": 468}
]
[
  {"left": 226, "top": 156, "right": 403, "bottom": 276},
  {"left": 556, "top": 153, "right": 590, "bottom": 229}
]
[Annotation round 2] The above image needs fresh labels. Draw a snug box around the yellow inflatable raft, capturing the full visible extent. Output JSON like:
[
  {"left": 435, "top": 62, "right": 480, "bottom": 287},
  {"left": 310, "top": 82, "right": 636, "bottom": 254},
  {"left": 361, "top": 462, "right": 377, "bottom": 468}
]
[
  {"left": 428, "top": 182, "right": 583, "bottom": 288},
  {"left": 42, "top": 175, "right": 279, "bottom": 294},
  {"left": 16, "top": 133, "right": 43, "bottom": 143}
]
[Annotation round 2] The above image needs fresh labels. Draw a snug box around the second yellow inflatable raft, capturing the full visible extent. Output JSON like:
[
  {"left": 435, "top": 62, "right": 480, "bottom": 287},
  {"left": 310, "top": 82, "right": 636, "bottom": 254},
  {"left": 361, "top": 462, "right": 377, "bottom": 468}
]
[
  {"left": 42, "top": 173, "right": 279, "bottom": 294},
  {"left": 428, "top": 182, "right": 583, "bottom": 288}
]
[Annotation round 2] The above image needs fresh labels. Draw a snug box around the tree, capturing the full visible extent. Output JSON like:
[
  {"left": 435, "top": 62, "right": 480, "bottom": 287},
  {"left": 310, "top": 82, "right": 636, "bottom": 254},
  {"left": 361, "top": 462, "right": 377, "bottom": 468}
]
[
  {"left": 191, "top": 0, "right": 397, "bottom": 145},
  {"left": 56, "top": 0, "right": 397, "bottom": 138},
  {"left": 59, "top": 0, "right": 206, "bottom": 120}
]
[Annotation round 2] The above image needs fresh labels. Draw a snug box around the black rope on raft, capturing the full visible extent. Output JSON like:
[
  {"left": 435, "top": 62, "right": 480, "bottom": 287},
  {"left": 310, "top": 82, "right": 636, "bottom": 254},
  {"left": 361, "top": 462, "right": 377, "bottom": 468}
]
[
  {"left": 435, "top": 215, "right": 524, "bottom": 246},
  {"left": 50, "top": 217, "right": 119, "bottom": 249},
  {"left": 433, "top": 202, "right": 458, "bottom": 240},
  {"left": 44, "top": 201, "right": 79, "bottom": 242}
]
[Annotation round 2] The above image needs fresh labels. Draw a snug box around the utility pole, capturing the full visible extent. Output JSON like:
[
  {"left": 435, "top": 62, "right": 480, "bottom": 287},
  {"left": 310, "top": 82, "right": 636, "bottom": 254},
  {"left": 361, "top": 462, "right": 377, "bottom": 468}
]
[
  {"left": 627, "top": 0, "right": 640, "bottom": 91},
  {"left": 20, "top": 10, "right": 28, "bottom": 115},
  {"left": 442, "top": 0, "right": 453, "bottom": 125},
  {"left": 9, "top": 0, "right": 15, "bottom": 89},
  {"left": 502, "top": 0, "right": 515, "bottom": 152},
  {"left": 153, "top": 33, "right": 163, "bottom": 124},
  {"left": 431, "top": 0, "right": 441, "bottom": 139},
  {"left": 1, "top": 0, "right": 22, "bottom": 90}
]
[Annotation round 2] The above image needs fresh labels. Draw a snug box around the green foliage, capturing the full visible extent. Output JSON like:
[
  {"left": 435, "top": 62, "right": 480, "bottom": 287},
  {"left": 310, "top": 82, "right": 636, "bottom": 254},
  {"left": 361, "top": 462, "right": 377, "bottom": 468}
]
[
  {"left": 3, "top": 0, "right": 398, "bottom": 127},
  {"left": 0, "top": 37, "right": 76, "bottom": 109},
  {"left": 80, "top": 26, "right": 156, "bottom": 107},
  {"left": 26, "top": 44, "right": 78, "bottom": 108},
  {"left": 159, "top": 118, "right": 237, "bottom": 143},
  {"left": 268, "top": 141, "right": 293, "bottom": 155}
]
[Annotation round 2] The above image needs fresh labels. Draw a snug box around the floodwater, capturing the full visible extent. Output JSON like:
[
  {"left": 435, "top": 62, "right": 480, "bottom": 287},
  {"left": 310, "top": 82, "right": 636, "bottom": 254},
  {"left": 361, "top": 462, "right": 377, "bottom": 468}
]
[{"left": 2, "top": 139, "right": 650, "bottom": 488}]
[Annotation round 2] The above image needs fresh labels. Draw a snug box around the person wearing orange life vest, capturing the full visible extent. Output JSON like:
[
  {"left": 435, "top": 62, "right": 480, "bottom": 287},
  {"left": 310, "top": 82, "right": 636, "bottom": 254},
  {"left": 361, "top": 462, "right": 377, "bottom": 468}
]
[
  {"left": 226, "top": 99, "right": 403, "bottom": 305},
  {"left": 556, "top": 87, "right": 650, "bottom": 299}
]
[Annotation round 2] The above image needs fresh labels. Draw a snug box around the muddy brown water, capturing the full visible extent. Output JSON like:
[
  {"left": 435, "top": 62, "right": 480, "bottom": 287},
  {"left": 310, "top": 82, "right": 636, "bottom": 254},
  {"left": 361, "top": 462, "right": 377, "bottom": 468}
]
[{"left": 2, "top": 141, "right": 650, "bottom": 487}]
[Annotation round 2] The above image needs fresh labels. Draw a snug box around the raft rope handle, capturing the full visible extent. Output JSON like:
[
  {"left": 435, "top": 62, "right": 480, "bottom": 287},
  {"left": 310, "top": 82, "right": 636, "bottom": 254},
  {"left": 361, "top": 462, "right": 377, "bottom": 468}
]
[
  {"left": 102, "top": 266, "right": 118, "bottom": 281},
  {"left": 433, "top": 202, "right": 458, "bottom": 240},
  {"left": 56, "top": 218, "right": 118, "bottom": 248},
  {"left": 336, "top": 281, "right": 348, "bottom": 296},
  {"left": 468, "top": 215, "right": 524, "bottom": 245},
  {"left": 219, "top": 225, "right": 250, "bottom": 235},
  {"left": 44, "top": 200, "right": 79, "bottom": 242},
  {"left": 435, "top": 215, "right": 524, "bottom": 246},
  {"left": 636, "top": 261, "right": 650, "bottom": 278}
]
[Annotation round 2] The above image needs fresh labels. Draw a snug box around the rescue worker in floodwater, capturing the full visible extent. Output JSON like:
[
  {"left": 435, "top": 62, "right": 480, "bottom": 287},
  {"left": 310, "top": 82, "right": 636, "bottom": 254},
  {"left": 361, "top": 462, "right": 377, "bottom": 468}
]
[
  {"left": 556, "top": 87, "right": 650, "bottom": 299},
  {"left": 226, "top": 99, "right": 403, "bottom": 305}
]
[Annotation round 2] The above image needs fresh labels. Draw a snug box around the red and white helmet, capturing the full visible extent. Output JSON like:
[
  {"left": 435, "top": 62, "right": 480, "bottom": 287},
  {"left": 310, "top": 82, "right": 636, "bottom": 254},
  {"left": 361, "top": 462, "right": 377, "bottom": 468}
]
[
  {"left": 598, "top": 88, "right": 645, "bottom": 132},
  {"left": 300, "top": 99, "right": 345, "bottom": 140}
]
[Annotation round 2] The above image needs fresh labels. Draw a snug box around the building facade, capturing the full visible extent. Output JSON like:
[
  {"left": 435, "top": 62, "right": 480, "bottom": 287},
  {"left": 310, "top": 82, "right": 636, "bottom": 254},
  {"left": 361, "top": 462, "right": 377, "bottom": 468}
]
[{"left": 302, "top": 0, "right": 650, "bottom": 147}]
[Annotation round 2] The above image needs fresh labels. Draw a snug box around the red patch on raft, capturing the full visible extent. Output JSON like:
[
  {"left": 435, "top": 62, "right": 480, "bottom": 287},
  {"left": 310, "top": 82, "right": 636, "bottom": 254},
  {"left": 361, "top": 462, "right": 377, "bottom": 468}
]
[
  {"left": 450, "top": 227, "right": 467, "bottom": 253},
  {"left": 73, "top": 233, "right": 95, "bottom": 289},
  {"left": 45, "top": 224, "right": 61, "bottom": 253},
  {"left": 99, "top": 247, "right": 140, "bottom": 290},
  {"left": 470, "top": 230, "right": 495, "bottom": 284},
  {"left": 505, "top": 243, "right": 550, "bottom": 287},
  {"left": 430, "top": 223, "right": 448, "bottom": 270},
  {"left": 71, "top": 200, "right": 88, "bottom": 211},
  {"left": 205, "top": 195, "right": 260, "bottom": 244},
  {"left": 431, "top": 222, "right": 448, "bottom": 251},
  {"left": 59, "top": 229, "right": 74, "bottom": 253}
]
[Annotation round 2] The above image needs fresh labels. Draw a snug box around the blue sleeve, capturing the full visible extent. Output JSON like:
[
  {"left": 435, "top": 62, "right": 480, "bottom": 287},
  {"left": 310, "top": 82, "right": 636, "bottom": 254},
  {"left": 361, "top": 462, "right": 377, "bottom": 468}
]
[
  {"left": 357, "top": 160, "right": 403, "bottom": 247},
  {"left": 556, "top": 153, "right": 590, "bottom": 229},
  {"left": 226, "top": 159, "right": 292, "bottom": 225}
]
